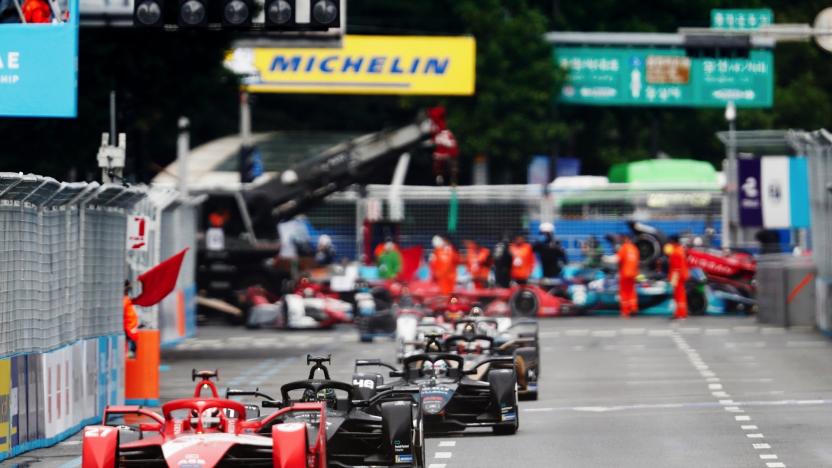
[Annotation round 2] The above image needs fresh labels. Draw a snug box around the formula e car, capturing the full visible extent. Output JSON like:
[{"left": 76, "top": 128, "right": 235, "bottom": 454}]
[
  {"left": 230, "top": 355, "right": 425, "bottom": 467},
  {"left": 82, "top": 398, "right": 328, "bottom": 467},
  {"left": 353, "top": 351, "right": 520, "bottom": 435},
  {"left": 245, "top": 286, "right": 353, "bottom": 329}
]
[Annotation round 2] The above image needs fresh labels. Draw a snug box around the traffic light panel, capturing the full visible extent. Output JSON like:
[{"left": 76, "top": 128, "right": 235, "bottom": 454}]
[{"left": 133, "top": 0, "right": 341, "bottom": 30}]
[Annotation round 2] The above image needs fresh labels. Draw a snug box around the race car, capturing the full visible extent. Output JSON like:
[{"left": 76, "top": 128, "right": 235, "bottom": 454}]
[
  {"left": 353, "top": 351, "right": 520, "bottom": 435},
  {"left": 448, "top": 317, "right": 540, "bottom": 400},
  {"left": 82, "top": 398, "right": 328, "bottom": 467},
  {"left": 230, "top": 355, "right": 426, "bottom": 467},
  {"left": 245, "top": 286, "right": 353, "bottom": 329}
]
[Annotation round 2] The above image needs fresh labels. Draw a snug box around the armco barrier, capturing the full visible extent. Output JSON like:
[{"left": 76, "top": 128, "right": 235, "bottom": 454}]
[{"left": 0, "top": 173, "right": 141, "bottom": 461}]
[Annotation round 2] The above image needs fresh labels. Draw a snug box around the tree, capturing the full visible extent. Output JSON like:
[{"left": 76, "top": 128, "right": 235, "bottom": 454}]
[{"left": 447, "top": 0, "right": 566, "bottom": 183}]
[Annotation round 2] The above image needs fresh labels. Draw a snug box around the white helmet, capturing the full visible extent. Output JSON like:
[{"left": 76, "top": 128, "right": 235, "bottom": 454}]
[
  {"left": 432, "top": 235, "right": 444, "bottom": 249},
  {"left": 317, "top": 234, "right": 332, "bottom": 248},
  {"left": 540, "top": 222, "right": 554, "bottom": 234}
]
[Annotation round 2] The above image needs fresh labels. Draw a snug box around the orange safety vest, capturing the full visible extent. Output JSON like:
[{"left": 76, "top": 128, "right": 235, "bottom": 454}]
[
  {"left": 618, "top": 241, "right": 640, "bottom": 279},
  {"left": 123, "top": 295, "right": 139, "bottom": 342},
  {"left": 466, "top": 246, "right": 490, "bottom": 282},
  {"left": 509, "top": 242, "right": 535, "bottom": 280},
  {"left": 668, "top": 243, "right": 690, "bottom": 283}
]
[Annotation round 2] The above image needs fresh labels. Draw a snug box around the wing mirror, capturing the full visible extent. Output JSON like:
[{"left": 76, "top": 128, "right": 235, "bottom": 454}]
[
  {"left": 139, "top": 422, "right": 162, "bottom": 432},
  {"left": 464, "top": 368, "right": 478, "bottom": 375},
  {"left": 262, "top": 400, "right": 284, "bottom": 409},
  {"left": 389, "top": 371, "right": 404, "bottom": 378}
]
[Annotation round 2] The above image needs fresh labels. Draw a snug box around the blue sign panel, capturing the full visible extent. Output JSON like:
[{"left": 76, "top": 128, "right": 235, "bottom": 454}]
[{"left": 0, "top": 0, "right": 79, "bottom": 118}]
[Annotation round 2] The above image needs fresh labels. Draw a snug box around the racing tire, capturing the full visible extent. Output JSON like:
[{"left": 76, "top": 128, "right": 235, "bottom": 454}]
[
  {"left": 509, "top": 289, "right": 539, "bottom": 318},
  {"left": 488, "top": 369, "right": 519, "bottom": 435},
  {"left": 687, "top": 286, "right": 707, "bottom": 316},
  {"left": 514, "top": 348, "right": 539, "bottom": 401},
  {"left": 634, "top": 234, "right": 662, "bottom": 266}
]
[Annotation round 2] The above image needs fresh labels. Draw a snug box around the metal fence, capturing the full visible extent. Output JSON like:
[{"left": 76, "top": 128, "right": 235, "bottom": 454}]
[
  {"left": 0, "top": 173, "right": 144, "bottom": 357},
  {"left": 305, "top": 183, "right": 723, "bottom": 262}
]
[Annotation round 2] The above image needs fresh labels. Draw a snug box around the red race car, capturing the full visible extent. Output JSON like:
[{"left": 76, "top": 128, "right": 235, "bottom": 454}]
[{"left": 82, "top": 397, "right": 328, "bottom": 467}]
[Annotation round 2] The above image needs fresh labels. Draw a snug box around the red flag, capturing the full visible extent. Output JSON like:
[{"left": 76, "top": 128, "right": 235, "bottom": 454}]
[
  {"left": 398, "top": 246, "right": 424, "bottom": 282},
  {"left": 132, "top": 248, "right": 188, "bottom": 307}
]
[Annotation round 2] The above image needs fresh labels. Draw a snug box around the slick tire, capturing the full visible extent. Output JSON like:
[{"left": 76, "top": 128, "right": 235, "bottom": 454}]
[
  {"left": 634, "top": 234, "right": 662, "bottom": 266},
  {"left": 509, "top": 289, "right": 539, "bottom": 318},
  {"left": 687, "top": 285, "right": 707, "bottom": 316},
  {"left": 489, "top": 369, "right": 519, "bottom": 435}
]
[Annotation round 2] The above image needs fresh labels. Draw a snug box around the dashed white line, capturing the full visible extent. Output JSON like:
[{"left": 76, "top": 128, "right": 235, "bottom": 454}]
[
  {"left": 435, "top": 452, "right": 453, "bottom": 459},
  {"left": 760, "top": 454, "right": 778, "bottom": 460},
  {"left": 766, "top": 463, "right": 786, "bottom": 468},
  {"left": 428, "top": 464, "right": 447, "bottom": 468},
  {"left": 752, "top": 443, "right": 771, "bottom": 449},
  {"left": 741, "top": 425, "right": 759, "bottom": 430},
  {"left": 620, "top": 327, "right": 646, "bottom": 335},
  {"left": 746, "top": 433, "right": 765, "bottom": 438},
  {"left": 736, "top": 415, "right": 752, "bottom": 421},
  {"left": 438, "top": 441, "right": 456, "bottom": 447}
]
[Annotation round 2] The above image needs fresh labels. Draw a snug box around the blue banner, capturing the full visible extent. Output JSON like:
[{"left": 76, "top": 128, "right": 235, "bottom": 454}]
[{"left": 0, "top": 0, "right": 79, "bottom": 118}]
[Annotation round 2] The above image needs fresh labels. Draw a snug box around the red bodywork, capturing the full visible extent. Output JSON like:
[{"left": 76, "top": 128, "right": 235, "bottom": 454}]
[
  {"left": 82, "top": 400, "right": 327, "bottom": 468},
  {"left": 687, "top": 248, "right": 756, "bottom": 294},
  {"left": 389, "top": 280, "right": 572, "bottom": 318}
]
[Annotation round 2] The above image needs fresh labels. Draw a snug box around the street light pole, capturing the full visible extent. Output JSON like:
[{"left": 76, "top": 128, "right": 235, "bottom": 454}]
[{"left": 723, "top": 101, "right": 737, "bottom": 250}]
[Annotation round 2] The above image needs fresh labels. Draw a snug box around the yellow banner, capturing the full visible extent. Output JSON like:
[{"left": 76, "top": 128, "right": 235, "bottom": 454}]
[
  {"left": 228, "top": 35, "right": 476, "bottom": 96},
  {"left": 0, "top": 359, "right": 9, "bottom": 454}
]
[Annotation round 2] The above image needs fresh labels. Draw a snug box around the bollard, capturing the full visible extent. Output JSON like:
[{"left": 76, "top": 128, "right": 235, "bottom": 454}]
[{"left": 125, "top": 330, "right": 160, "bottom": 406}]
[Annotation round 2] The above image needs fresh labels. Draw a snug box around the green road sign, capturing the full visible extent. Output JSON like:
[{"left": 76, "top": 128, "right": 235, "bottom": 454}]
[
  {"left": 711, "top": 9, "right": 773, "bottom": 30},
  {"left": 554, "top": 47, "right": 773, "bottom": 108}
]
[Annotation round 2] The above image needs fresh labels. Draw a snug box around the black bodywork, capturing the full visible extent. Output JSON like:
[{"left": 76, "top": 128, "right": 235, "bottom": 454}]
[
  {"left": 353, "top": 352, "right": 519, "bottom": 436},
  {"left": 230, "top": 355, "right": 425, "bottom": 467}
]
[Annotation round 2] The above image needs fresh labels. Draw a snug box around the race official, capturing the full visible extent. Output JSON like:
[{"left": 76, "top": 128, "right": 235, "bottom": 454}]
[
  {"left": 509, "top": 234, "right": 535, "bottom": 285},
  {"left": 492, "top": 235, "right": 513, "bottom": 288},
  {"left": 123, "top": 281, "right": 139, "bottom": 356},
  {"left": 665, "top": 235, "right": 690, "bottom": 320},
  {"left": 464, "top": 240, "right": 491, "bottom": 288},
  {"left": 534, "top": 222, "right": 568, "bottom": 281},
  {"left": 430, "top": 235, "right": 459, "bottom": 295},
  {"left": 617, "top": 235, "right": 640, "bottom": 318}
]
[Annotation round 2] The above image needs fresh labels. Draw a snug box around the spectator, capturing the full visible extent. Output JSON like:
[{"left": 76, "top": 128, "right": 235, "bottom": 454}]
[{"left": 534, "top": 222, "right": 568, "bottom": 281}]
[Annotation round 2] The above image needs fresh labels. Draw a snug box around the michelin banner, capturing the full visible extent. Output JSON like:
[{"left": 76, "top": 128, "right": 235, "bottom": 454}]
[
  {"left": 738, "top": 156, "right": 810, "bottom": 229},
  {"left": 226, "top": 35, "right": 476, "bottom": 95},
  {"left": 0, "top": 0, "right": 79, "bottom": 118}
]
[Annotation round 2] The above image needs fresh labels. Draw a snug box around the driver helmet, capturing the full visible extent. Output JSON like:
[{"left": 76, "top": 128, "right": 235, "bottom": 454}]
[
  {"left": 469, "top": 306, "right": 484, "bottom": 317},
  {"left": 302, "top": 388, "right": 318, "bottom": 402},
  {"left": 303, "top": 287, "right": 315, "bottom": 298},
  {"left": 317, "top": 388, "right": 338, "bottom": 409},
  {"left": 421, "top": 360, "right": 434, "bottom": 375},
  {"left": 433, "top": 360, "right": 449, "bottom": 377}
]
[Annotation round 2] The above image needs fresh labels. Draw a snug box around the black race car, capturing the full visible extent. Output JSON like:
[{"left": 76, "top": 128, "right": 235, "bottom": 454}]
[
  {"left": 443, "top": 318, "right": 540, "bottom": 401},
  {"left": 352, "top": 351, "right": 520, "bottom": 436},
  {"left": 229, "top": 355, "right": 425, "bottom": 467}
]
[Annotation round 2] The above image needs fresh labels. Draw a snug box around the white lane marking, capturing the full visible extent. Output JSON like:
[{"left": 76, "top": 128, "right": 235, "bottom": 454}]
[
  {"left": 766, "top": 463, "right": 786, "bottom": 468},
  {"left": 712, "top": 391, "right": 730, "bottom": 397},
  {"left": 428, "top": 465, "right": 447, "bottom": 468},
  {"left": 761, "top": 328, "right": 785, "bottom": 335},
  {"left": 725, "top": 341, "right": 766, "bottom": 349},
  {"left": 438, "top": 441, "right": 456, "bottom": 447},
  {"left": 705, "top": 328, "right": 729, "bottom": 335},
  {"left": 733, "top": 326, "right": 759, "bottom": 333},
  {"left": 59, "top": 440, "right": 82, "bottom": 446},
  {"left": 736, "top": 415, "right": 752, "bottom": 421},
  {"left": 565, "top": 329, "right": 589, "bottom": 336},
  {"left": 760, "top": 454, "right": 778, "bottom": 459},
  {"left": 747, "top": 433, "right": 765, "bottom": 438},
  {"left": 435, "top": 452, "right": 453, "bottom": 459},
  {"left": 709, "top": 383, "right": 723, "bottom": 390},
  {"left": 679, "top": 327, "right": 702, "bottom": 334},
  {"left": 620, "top": 328, "right": 646, "bottom": 335},
  {"left": 719, "top": 400, "right": 735, "bottom": 405},
  {"left": 725, "top": 406, "right": 744, "bottom": 412},
  {"left": 591, "top": 330, "right": 617, "bottom": 337},
  {"left": 786, "top": 341, "right": 827, "bottom": 348},
  {"left": 700, "top": 370, "right": 716, "bottom": 377},
  {"left": 753, "top": 443, "right": 771, "bottom": 449},
  {"left": 706, "top": 377, "right": 720, "bottom": 383},
  {"left": 741, "top": 425, "right": 759, "bottom": 430},
  {"left": 648, "top": 329, "right": 672, "bottom": 336}
]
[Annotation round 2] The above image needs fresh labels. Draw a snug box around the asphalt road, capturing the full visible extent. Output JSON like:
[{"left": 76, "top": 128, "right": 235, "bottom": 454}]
[{"left": 8, "top": 316, "right": 832, "bottom": 468}]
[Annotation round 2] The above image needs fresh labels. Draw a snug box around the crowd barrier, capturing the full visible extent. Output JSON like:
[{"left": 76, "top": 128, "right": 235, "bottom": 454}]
[{"left": 0, "top": 173, "right": 141, "bottom": 461}]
